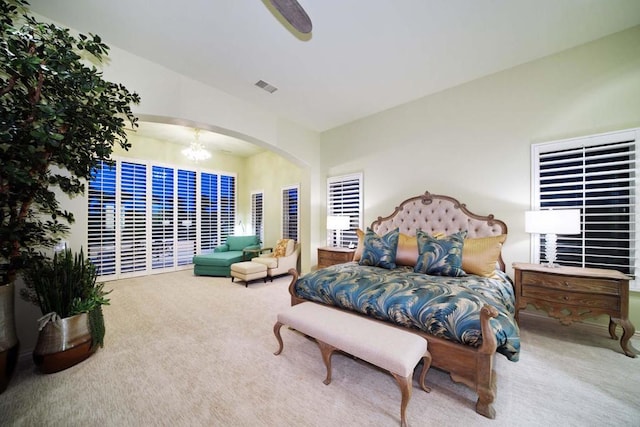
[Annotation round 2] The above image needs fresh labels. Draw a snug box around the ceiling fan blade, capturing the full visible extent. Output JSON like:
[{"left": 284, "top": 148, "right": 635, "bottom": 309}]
[{"left": 269, "top": 0, "right": 312, "bottom": 34}]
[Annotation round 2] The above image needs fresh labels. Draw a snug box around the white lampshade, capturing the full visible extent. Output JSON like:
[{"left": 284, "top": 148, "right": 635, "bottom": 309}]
[
  {"left": 525, "top": 209, "right": 581, "bottom": 235},
  {"left": 326, "top": 215, "right": 350, "bottom": 231}
]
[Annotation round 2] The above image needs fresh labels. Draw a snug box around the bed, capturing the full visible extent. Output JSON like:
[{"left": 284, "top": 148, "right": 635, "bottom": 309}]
[{"left": 288, "top": 191, "right": 520, "bottom": 419}]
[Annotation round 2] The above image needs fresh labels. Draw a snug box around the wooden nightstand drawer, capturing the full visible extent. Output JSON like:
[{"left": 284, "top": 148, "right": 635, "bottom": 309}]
[
  {"left": 521, "top": 271, "right": 621, "bottom": 296},
  {"left": 521, "top": 285, "right": 620, "bottom": 310},
  {"left": 321, "top": 251, "right": 350, "bottom": 261}
]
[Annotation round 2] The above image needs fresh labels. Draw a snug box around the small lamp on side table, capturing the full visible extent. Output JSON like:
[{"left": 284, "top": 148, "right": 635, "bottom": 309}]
[
  {"left": 525, "top": 209, "right": 581, "bottom": 267},
  {"left": 327, "top": 215, "right": 350, "bottom": 247}
]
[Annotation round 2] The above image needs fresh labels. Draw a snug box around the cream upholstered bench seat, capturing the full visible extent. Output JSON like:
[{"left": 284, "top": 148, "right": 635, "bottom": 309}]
[
  {"left": 230, "top": 261, "right": 267, "bottom": 286},
  {"left": 273, "top": 302, "right": 431, "bottom": 427}
]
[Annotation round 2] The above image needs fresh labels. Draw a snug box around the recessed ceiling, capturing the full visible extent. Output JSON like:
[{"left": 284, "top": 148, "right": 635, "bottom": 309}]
[{"left": 27, "top": 0, "right": 640, "bottom": 134}]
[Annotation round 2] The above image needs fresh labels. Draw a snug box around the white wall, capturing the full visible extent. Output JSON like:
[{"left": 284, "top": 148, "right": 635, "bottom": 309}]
[{"left": 320, "top": 26, "right": 640, "bottom": 325}]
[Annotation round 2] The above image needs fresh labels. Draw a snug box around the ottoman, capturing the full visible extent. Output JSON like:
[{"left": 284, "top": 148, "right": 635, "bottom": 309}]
[{"left": 230, "top": 261, "right": 268, "bottom": 287}]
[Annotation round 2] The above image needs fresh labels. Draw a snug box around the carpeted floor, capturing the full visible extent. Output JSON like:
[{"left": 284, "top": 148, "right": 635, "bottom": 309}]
[{"left": 1, "top": 270, "right": 639, "bottom": 426}]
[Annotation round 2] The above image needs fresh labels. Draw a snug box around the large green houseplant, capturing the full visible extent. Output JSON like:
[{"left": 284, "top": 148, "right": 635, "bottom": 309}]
[
  {"left": 0, "top": 0, "right": 139, "bottom": 388},
  {"left": 20, "top": 247, "right": 110, "bottom": 373}
]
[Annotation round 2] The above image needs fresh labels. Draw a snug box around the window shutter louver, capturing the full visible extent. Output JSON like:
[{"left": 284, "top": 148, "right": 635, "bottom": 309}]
[
  {"left": 88, "top": 161, "right": 117, "bottom": 277},
  {"left": 327, "top": 173, "right": 363, "bottom": 247},
  {"left": 251, "top": 191, "right": 264, "bottom": 242},
  {"left": 177, "top": 169, "right": 197, "bottom": 265},
  {"left": 200, "top": 172, "right": 219, "bottom": 253},
  {"left": 119, "top": 161, "right": 147, "bottom": 274},
  {"left": 532, "top": 129, "right": 638, "bottom": 287},
  {"left": 151, "top": 166, "right": 175, "bottom": 269},
  {"left": 220, "top": 175, "right": 236, "bottom": 243},
  {"left": 282, "top": 186, "right": 299, "bottom": 241}
]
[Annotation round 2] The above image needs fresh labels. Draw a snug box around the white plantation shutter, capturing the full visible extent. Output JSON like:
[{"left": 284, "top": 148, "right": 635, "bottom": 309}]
[
  {"left": 327, "top": 173, "right": 363, "bottom": 247},
  {"left": 200, "top": 172, "right": 218, "bottom": 253},
  {"left": 200, "top": 172, "right": 237, "bottom": 252},
  {"left": 532, "top": 129, "right": 638, "bottom": 286},
  {"left": 151, "top": 166, "right": 174, "bottom": 270},
  {"left": 177, "top": 169, "right": 196, "bottom": 265},
  {"left": 282, "top": 185, "right": 299, "bottom": 241},
  {"left": 88, "top": 160, "right": 117, "bottom": 277},
  {"left": 119, "top": 161, "right": 147, "bottom": 274},
  {"left": 88, "top": 159, "right": 236, "bottom": 279},
  {"left": 251, "top": 191, "right": 264, "bottom": 242},
  {"left": 220, "top": 175, "right": 236, "bottom": 242}
]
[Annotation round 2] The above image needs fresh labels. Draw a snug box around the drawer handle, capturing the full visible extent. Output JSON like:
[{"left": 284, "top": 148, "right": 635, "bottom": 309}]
[
  {"left": 563, "top": 281, "right": 570, "bottom": 287},
  {"left": 563, "top": 296, "right": 569, "bottom": 301}
]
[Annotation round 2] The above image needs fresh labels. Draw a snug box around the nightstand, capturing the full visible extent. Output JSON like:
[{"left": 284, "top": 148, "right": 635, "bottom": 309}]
[
  {"left": 317, "top": 247, "right": 355, "bottom": 269},
  {"left": 513, "top": 262, "right": 636, "bottom": 357}
]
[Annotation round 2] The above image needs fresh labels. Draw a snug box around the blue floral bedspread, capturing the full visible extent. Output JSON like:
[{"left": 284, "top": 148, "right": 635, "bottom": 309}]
[{"left": 294, "top": 263, "right": 520, "bottom": 361}]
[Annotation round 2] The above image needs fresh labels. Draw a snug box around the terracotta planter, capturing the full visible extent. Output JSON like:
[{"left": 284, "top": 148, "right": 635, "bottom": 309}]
[
  {"left": 0, "top": 283, "right": 19, "bottom": 393},
  {"left": 33, "top": 312, "right": 96, "bottom": 374}
]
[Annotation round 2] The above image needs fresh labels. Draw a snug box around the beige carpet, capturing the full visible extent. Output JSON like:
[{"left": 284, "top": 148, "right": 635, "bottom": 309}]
[{"left": 1, "top": 270, "right": 639, "bottom": 427}]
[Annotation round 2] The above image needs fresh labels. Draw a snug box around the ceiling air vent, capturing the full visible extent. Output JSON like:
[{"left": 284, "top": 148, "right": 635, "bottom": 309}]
[{"left": 255, "top": 80, "right": 278, "bottom": 94}]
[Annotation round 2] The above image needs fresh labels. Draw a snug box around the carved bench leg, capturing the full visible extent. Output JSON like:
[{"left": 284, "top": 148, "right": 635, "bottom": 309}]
[
  {"left": 391, "top": 373, "right": 413, "bottom": 427},
  {"left": 418, "top": 352, "right": 432, "bottom": 393},
  {"left": 316, "top": 340, "right": 338, "bottom": 385},
  {"left": 273, "top": 321, "right": 284, "bottom": 355}
]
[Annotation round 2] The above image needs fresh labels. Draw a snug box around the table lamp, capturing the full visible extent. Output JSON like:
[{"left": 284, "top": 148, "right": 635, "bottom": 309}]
[
  {"left": 525, "top": 209, "right": 581, "bottom": 267},
  {"left": 327, "top": 215, "right": 350, "bottom": 247}
]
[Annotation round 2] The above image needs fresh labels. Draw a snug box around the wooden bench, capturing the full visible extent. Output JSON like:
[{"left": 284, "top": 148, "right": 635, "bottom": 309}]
[{"left": 273, "top": 302, "right": 431, "bottom": 427}]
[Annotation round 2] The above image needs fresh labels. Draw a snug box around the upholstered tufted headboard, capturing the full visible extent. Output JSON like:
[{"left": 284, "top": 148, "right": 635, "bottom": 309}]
[{"left": 371, "top": 191, "right": 508, "bottom": 270}]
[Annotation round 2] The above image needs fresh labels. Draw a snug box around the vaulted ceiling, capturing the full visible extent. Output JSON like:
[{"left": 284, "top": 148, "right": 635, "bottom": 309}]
[{"left": 27, "top": 0, "right": 640, "bottom": 152}]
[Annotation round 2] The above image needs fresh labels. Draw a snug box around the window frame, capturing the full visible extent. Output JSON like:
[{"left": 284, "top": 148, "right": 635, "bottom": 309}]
[
  {"left": 531, "top": 128, "right": 638, "bottom": 290},
  {"left": 327, "top": 172, "right": 363, "bottom": 248}
]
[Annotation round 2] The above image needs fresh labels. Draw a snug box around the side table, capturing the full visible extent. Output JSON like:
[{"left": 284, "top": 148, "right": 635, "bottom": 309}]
[
  {"left": 513, "top": 262, "right": 636, "bottom": 358},
  {"left": 317, "top": 247, "right": 355, "bottom": 269},
  {"left": 243, "top": 247, "right": 272, "bottom": 261}
]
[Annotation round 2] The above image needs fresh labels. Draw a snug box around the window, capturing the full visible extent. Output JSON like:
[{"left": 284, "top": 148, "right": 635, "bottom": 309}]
[
  {"left": 88, "top": 158, "right": 236, "bottom": 278},
  {"left": 88, "top": 160, "right": 117, "bottom": 277},
  {"left": 282, "top": 185, "right": 299, "bottom": 241},
  {"left": 151, "top": 166, "right": 175, "bottom": 269},
  {"left": 220, "top": 175, "right": 236, "bottom": 240},
  {"left": 531, "top": 129, "right": 638, "bottom": 288},
  {"left": 251, "top": 191, "right": 264, "bottom": 242},
  {"left": 200, "top": 172, "right": 218, "bottom": 254},
  {"left": 177, "top": 169, "right": 196, "bottom": 264},
  {"left": 327, "top": 173, "right": 363, "bottom": 247},
  {"left": 119, "top": 161, "right": 147, "bottom": 274}
]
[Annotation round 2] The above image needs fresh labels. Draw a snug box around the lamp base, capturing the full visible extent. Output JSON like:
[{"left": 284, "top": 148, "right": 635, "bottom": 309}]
[
  {"left": 542, "top": 262, "right": 561, "bottom": 268},
  {"left": 542, "top": 233, "right": 559, "bottom": 268}
]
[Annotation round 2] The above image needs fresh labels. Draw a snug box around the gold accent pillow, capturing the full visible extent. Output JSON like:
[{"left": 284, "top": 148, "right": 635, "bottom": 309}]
[
  {"left": 274, "top": 239, "right": 292, "bottom": 257},
  {"left": 462, "top": 234, "right": 507, "bottom": 277},
  {"left": 396, "top": 233, "right": 418, "bottom": 266},
  {"left": 353, "top": 229, "right": 365, "bottom": 261}
]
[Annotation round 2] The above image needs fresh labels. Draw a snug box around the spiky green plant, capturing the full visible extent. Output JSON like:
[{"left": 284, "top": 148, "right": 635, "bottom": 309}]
[{"left": 20, "top": 248, "right": 110, "bottom": 348}]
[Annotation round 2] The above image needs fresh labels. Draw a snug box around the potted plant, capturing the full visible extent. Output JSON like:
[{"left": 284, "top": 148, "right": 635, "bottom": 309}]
[
  {"left": 20, "top": 248, "right": 110, "bottom": 373},
  {"left": 0, "top": 0, "right": 139, "bottom": 388}
]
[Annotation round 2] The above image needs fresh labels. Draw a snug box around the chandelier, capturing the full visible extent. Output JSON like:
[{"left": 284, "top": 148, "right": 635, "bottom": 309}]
[{"left": 181, "top": 128, "right": 211, "bottom": 162}]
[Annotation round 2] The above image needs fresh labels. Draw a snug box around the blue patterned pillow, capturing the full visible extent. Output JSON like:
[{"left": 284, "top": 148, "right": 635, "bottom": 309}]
[
  {"left": 358, "top": 227, "right": 400, "bottom": 269},
  {"left": 414, "top": 230, "right": 467, "bottom": 276}
]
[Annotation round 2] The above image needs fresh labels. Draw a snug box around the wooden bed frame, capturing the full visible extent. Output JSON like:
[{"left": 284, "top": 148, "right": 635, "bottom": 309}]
[{"left": 288, "top": 191, "right": 509, "bottom": 419}]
